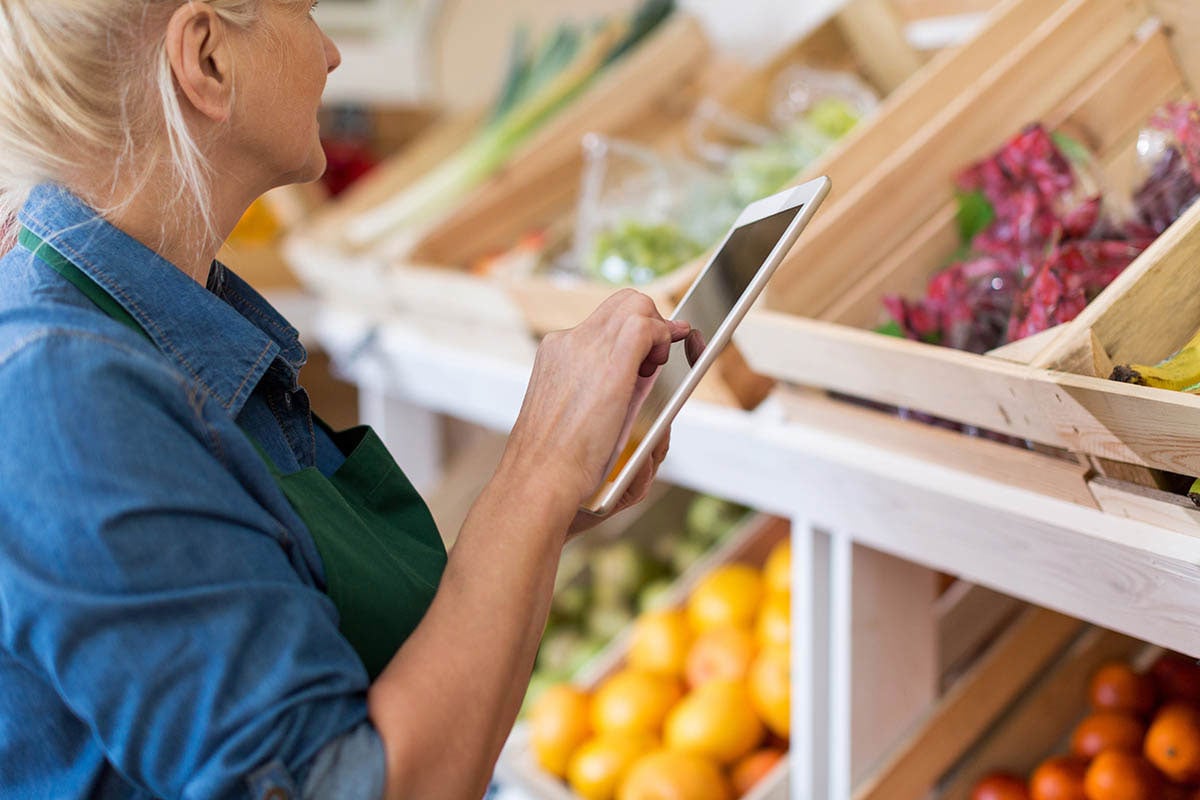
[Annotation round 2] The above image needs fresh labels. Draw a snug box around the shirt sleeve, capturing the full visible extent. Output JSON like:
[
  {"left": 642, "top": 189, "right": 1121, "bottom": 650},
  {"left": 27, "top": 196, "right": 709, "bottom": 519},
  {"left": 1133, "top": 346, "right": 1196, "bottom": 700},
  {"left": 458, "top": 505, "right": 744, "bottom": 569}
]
[{"left": 0, "top": 330, "right": 383, "bottom": 800}]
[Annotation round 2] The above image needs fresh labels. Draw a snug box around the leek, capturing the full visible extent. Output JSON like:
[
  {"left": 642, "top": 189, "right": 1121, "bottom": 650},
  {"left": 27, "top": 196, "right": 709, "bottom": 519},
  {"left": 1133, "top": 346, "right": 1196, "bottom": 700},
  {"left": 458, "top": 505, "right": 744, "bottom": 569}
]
[{"left": 344, "top": 0, "right": 675, "bottom": 254}]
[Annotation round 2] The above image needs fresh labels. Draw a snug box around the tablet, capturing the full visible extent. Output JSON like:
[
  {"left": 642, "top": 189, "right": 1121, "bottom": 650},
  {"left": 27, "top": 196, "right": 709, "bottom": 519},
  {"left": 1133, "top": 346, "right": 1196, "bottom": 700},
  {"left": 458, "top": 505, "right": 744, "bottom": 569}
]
[{"left": 580, "top": 176, "right": 831, "bottom": 516}]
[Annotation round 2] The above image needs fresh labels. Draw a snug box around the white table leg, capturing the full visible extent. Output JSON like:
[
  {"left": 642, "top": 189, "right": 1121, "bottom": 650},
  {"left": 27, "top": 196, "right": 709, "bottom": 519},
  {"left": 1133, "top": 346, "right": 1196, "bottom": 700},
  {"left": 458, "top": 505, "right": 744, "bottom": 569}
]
[
  {"left": 358, "top": 384, "right": 445, "bottom": 493},
  {"left": 828, "top": 537, "right": 939, "bottom": 799}
]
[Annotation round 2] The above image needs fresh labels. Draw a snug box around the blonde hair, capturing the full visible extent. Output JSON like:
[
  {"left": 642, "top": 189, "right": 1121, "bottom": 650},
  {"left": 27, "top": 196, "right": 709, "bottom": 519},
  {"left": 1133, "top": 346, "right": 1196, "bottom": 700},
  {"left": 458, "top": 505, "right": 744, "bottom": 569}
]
[{"left": 0, "top": 0, "right": 300, "bottom": 247}]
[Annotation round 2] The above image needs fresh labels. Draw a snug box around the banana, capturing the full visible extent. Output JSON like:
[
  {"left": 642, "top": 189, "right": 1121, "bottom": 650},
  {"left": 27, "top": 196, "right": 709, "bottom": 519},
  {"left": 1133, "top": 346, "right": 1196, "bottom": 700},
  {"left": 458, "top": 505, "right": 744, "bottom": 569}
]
[{"left": 1110, "top": 326, "right": 1200, "bottom": 392}]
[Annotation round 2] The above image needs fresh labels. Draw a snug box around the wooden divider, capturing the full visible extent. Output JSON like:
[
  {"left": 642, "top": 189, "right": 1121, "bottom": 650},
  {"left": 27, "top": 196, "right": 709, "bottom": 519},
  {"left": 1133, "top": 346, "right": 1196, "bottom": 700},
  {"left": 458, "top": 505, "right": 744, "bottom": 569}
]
[{"left": 768, "top": 0, "right": 1145, "bottom": 317}]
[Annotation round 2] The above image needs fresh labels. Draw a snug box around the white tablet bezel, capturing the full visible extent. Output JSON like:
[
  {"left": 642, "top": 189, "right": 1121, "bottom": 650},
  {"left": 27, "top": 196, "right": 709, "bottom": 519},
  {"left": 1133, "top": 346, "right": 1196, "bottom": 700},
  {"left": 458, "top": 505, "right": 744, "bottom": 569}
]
[{"left": 580, "top": 175, "right": 832, "bottom": 516}]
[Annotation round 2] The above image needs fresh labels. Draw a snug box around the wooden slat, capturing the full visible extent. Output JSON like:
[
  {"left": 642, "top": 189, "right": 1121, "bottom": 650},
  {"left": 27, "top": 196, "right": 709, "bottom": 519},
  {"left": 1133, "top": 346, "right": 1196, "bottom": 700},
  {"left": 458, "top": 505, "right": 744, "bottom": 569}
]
[
  {"left": 1149, "top": 0, "right": 1200, "bottom": 94},
  {"left": 408, "top": 15, "right": 711, "bottom": 265},
  {"left": 853, "top": 608, "right": 1083, "bottom": 800},
  {"left": 1034, "top": 198, "right": 1200, "bottom": 374},
  {"left": 1090, "top": 476, "right": 1200, "bottom": 538},
  {"left": 986, "top": 326, "right": 1068, "bottom": 364},
  {"left": 770, "top": 0, "right": 1146, "bottom": 317},
  {"left": 787, "top": 0, "right": 1067, "bottom": 229},
  {"left": 851, "top": 547, "right": 940, "bottom": 784},
  {"left": 835, "top": 0, "right": 926, "bottom": 94},
  {"left": 739, "top": 310, "right": 1200, "bottom": 476},
  {"left": 938, "top": 628, "right": 1147, "bottom": 800},
  {"left": 935, "top": 582, "right": 1025, "bottom": 687},
  {"left": 775, "top": 390, "right": 1098, "bottom": 508},
  {"left": 819, "top": 26, "right": 1183, "bottom": 338}
]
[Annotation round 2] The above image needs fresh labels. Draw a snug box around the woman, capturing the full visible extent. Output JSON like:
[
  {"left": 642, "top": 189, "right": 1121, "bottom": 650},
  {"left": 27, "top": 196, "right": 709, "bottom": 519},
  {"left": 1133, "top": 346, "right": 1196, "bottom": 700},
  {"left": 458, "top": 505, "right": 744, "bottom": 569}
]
[{"left": 0, "top": 2, "right": 688, "bottom": 798}]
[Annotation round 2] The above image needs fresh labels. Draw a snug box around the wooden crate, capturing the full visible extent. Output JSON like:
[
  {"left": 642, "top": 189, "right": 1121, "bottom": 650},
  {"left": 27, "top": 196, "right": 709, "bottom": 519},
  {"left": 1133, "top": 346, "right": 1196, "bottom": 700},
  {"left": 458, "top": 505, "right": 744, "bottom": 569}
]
[
  {"left": 496, "top": 515, "right": 791, "bottom": 799},
  {"left": 854, "top": 606, "right": 1152, "bottom": 800},
  {"left": 737, "top": 0, "right": 1200, "bottom": 476},
  {"left": 496, "top": 0, "right": 1025, "bottom": 339}
]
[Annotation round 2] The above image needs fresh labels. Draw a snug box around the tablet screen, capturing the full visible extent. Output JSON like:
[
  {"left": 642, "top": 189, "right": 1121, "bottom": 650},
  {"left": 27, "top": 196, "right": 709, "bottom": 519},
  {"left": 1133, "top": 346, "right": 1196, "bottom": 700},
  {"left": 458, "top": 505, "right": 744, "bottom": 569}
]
[{"left": 605, "top": 204, "right": 804, "bottom": 478}]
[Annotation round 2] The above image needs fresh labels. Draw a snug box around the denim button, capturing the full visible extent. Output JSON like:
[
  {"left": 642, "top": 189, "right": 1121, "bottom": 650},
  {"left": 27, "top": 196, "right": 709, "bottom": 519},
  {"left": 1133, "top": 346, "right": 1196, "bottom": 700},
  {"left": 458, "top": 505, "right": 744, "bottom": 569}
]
[{"left": 247, "top": 759, "right": 297, "bottom": 800}]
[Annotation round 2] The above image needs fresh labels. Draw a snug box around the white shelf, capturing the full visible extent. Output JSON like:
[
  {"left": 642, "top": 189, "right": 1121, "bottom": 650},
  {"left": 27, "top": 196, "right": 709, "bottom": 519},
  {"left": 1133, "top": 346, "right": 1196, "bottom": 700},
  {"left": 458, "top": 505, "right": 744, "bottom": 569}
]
[
  {"left": 311, "top": 301, "right": 1200, "bottom": 799},
  {"left": 313, "top": 304, "right": 1200, "bottom": 657}
]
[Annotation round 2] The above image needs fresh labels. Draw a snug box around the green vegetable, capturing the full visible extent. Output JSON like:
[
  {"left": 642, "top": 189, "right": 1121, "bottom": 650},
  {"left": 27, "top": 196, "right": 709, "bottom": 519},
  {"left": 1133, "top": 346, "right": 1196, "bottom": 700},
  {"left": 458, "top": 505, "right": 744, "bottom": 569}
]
[
  {"left": 955, "top": 190, "right": 995, "bottom": 244},
  {"left": 589, "top": 220, "right": 704, "bottom": 285},
  {"left": 807, "top": 97, "right": 860, "bottom": 139},
  {"left": 346, "top": 0, "right": 676, "bottom": 250},
  {"left": 875, "top": 319, "right": 905, "bottom": 338}
]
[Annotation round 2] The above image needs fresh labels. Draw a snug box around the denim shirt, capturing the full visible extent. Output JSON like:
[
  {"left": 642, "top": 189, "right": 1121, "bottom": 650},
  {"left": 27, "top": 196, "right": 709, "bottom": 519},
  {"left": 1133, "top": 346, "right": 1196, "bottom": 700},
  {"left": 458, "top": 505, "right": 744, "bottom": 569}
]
[{"left": 0, "top": 185, "right": 386, "bottom": 799}]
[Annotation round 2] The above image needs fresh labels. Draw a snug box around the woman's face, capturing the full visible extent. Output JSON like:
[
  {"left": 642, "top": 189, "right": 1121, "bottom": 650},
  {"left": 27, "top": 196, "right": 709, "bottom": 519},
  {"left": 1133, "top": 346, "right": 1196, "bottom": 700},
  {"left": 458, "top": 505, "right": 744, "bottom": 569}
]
[{"left": 230, "top": 1, "right": 341, "bottom": 189}]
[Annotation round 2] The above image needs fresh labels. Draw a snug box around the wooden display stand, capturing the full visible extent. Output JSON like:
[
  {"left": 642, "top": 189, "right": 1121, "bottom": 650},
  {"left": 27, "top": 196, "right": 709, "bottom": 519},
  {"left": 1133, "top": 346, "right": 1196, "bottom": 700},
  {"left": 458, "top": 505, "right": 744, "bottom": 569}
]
[{"left": 738, "top": 0, "right": 1200, "bottom": 490}]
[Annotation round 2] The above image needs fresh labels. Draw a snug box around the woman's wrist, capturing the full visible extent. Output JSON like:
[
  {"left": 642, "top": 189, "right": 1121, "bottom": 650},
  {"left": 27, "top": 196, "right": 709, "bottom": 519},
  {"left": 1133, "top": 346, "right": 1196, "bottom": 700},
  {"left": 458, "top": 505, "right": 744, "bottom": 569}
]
[{"left": 490, "top": 447, "right": 581, "bottom": 543}]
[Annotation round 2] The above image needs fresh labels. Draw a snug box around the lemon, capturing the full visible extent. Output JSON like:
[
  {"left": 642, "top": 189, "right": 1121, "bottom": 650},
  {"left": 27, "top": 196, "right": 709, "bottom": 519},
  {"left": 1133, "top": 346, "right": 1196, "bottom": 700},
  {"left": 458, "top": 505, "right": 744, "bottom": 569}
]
[
  {"left": 567, "top": 733, "right": 656, "bottom": 800},
  {"left": 530, "top": 683, "right": 591, "bottom": 778},
  {"left": 763, "top": 540, "right": 791, "bottom": 596},
  {"left": 755, "top": 592, "right": 791, "bottom": 651},
  {"left": 628, "top": 609, "right": 691, "bottom": 679},
  {"left": 591, "top": 669, "right": 682, "bottom": 737},
  {"left": 617, "top": 749, "right": 731, "bottom": 800},
  {"left": 664, "top": 680, "right": 765, "bottom": 765},
  {"left": 687, "top": 564, "right": 763, "bottom": 633},
  {"left": 749, "top": 647, "right": 791, "bottom": 738}
]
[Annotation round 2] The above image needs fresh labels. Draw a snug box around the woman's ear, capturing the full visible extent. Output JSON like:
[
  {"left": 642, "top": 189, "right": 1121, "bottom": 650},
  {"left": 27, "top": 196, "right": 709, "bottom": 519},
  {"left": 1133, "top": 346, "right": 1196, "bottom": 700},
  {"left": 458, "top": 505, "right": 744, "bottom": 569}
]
[{"left": 164, "top": 3, "right": 234, "bottom": 123}]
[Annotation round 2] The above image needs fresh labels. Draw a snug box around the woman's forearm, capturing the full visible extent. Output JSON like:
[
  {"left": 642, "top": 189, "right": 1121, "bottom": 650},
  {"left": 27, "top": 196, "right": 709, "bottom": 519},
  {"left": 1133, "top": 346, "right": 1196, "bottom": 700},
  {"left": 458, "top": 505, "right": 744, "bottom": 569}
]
[{"left": 366, "top": 462, "right": 575, "bottom": 800}]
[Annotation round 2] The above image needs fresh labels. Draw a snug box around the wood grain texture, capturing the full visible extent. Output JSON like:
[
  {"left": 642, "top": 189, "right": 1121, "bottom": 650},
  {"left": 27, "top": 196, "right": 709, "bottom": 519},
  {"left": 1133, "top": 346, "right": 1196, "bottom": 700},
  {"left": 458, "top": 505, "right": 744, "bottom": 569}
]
[
  {"left": 784, "top": 0, "right": 1066, "bottom": 248},
  {"left": 835, "top": 0, "right": 925, "bottom": 94},
  {"left": 740, "top": 310, "right": 1200, "bottom": 475},
  {"left": 1090, "top": 476, "right": 1200, "bottom": 538},
  {"left": 854, "top": 608, "right": 1082, "bottom": 800},
  {"left": 1149, "top": 0, "right": 1200, "bottom": 94},
  {"left": 850, "top": 546, "right": 939, "bottom": 784},
  {"left": 770, "top": 0, "right": 1145, "bottom": 316},
  {"left": 775, "top": 390, "right": 1098, "bottom": 507},
  {"left": 1035, "top": 199, "right": 1200, "bottom": 371},
  {"left": 938, "top": 628, "right": 1147, "bottom": 800},
  {"left": 935, "top": 582, "right": 1025, "bottom": 687}
]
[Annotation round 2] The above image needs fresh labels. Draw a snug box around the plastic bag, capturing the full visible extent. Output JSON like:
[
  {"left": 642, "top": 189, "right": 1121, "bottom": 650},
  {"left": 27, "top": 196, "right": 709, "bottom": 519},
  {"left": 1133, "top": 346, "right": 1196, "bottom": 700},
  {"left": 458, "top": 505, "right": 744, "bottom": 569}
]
[{"left": 570, "top": 134, "right": 734, "bottom": 286}]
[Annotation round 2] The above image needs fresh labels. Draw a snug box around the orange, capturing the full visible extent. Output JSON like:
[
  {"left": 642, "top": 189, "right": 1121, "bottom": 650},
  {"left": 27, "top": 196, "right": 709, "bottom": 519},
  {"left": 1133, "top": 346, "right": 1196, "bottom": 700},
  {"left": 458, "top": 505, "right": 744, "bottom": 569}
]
[
  {"left": 731, "top": 748, "right": 786, "bottom": 795},
  {"left": 1145, "top": 703, "right": 1200, "bottom": 783},
  {"left": 591, "top": 669, "right": 682, "bottom": 738},
  {"left": 687, "top": 564, "right": 763, "bottom": 634},
  {"left": 529, "top": 684, "right": 592, "bottom": 778},
  {"left": 664, "top": 679, "right": 765, "bottom": 765},
  {"left": 1089, "top": 663, "right": 1157, "bottom": 718},
  {"left": 567, "top": 733, "right": 657, "bottom": 800},
  {"left": 756, "top": 592, "right": 790, "bottom": 651},
  {"left": 748, "top": 647, "right": 790, "bottom": 739},
  {"left": 1070, "top": 711, "right": 1147, "bottom": 759},
  {"left": 1029, "top": 755, "right": 1087, "bottom": 800},
  {"left": 617, "top": 749, "right": 731, "bottom": 800},
  {"left": 628, "top": 610, "right": 691, "bottom": 679},
  {"left": 685, "top": 627, "right": 757, "bottom": 689},
  {"left": 972, "top": 773, "right": 1031, "bottom": 800},
  {"left": 763, "top": 540, "right": 791, "bottom": 596},
  {"left": 1084, "top": 750, "right": 1164, "bottom": 800}
]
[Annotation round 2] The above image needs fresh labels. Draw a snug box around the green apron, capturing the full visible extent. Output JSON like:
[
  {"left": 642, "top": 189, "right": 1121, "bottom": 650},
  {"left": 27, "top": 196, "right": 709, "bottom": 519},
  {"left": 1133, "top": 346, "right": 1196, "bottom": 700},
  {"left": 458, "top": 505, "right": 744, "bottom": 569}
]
[{"left": 20, "top": 228, "right": 447, "bottom": 679}]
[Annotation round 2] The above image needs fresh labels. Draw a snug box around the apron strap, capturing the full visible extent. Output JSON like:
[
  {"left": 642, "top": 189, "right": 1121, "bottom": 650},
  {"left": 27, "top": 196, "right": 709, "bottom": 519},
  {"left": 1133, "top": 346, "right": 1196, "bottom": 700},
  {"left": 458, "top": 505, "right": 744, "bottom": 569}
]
[
  {"left": 19, "top": 227, "right": 149, "bottom": 342},
  {"left": 21, "top": 226, "right": 287, "bottom": 475}
]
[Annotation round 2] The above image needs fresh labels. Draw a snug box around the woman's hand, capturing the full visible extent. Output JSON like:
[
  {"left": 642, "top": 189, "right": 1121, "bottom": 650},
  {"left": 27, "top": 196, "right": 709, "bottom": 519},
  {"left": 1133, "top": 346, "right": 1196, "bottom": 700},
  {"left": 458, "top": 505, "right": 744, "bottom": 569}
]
[{"left": 501, "top": 289, "right": 690, "bottom": 528}]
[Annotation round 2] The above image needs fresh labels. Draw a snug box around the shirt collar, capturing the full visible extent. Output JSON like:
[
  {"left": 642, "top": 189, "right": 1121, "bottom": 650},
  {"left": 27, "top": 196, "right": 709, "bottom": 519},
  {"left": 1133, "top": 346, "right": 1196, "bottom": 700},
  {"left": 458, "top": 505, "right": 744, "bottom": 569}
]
[{"left": 18, "top": 183, "right": 306, "bottom": 415}]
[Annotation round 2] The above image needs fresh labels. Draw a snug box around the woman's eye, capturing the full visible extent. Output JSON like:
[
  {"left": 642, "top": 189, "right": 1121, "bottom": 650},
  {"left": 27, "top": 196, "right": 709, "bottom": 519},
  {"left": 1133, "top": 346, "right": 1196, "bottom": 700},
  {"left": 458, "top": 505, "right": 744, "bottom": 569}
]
[{"left": 308, "top": 1, "right": 319, "bottom": 17}]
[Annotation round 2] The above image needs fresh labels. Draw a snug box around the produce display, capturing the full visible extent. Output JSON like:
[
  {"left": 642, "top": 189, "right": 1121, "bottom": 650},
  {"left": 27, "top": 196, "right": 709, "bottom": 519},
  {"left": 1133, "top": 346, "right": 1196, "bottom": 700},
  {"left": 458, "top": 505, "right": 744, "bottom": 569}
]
[
  {"left": 883, "top": 102, "right": 1200, "bottom": 355},
  {"left": 971, "top": 652, "right": 1200, "bottom": 800},
  {"left": 525, "top": 495, "right": 750, "bottom": 714},
  {"left": 344, "top": 0, "right": 677, "bottom": 253},
  {"left": 474, "top": 68, "right": 876, "bottom": 287},
  {"left": 526, "top": 534, "right": 791, "bottom": 800}
]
